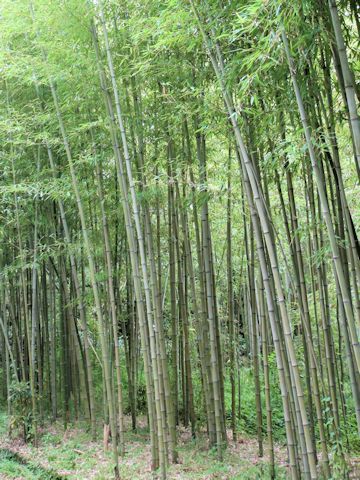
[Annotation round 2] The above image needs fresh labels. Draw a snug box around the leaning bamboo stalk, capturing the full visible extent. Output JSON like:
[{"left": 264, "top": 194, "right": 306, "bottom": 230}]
[
  {"left": 90, "top": 19, "right": 159, "bottom": 473},
  {"left": 188, "top": 3, "right": 317, "bottom": 476},
  {"left": 96, "top": 6, "right": 168, "bottom": 476},
  {"left": 281, "top": 28, "right": 360, "bottom": 376},
  {"left": 94, "top": 155, "right": 125, "bottom": 455},
  {"left": 44, "top": 71, "right": 120, "bottom": 477},
  {"left": 327, "top": 0, "right": 360, "bottom": 181}
]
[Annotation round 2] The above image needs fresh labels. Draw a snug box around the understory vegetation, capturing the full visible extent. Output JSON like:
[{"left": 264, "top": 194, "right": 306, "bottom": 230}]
[{"left": 0, "top": 0, "right": 359, "bottom": 479}]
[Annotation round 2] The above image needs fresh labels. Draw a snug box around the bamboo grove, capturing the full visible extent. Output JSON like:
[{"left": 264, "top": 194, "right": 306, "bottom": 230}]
[{"left": 0, "top": 0, "right": 359, "bottom": 478}]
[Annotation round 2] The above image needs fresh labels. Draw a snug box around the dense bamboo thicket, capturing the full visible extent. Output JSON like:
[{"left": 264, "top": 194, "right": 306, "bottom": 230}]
[{"left": 0, "top": 0, "right": 359, "bottom": 478}]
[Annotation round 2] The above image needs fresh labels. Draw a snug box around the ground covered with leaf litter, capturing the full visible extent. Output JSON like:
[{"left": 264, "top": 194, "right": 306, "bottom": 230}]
[{"left": 0, "top": 414, "right": 290, "bottom": 479}]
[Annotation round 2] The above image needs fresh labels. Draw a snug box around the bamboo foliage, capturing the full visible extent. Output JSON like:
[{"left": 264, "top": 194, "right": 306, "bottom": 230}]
[{"left": 0, "top": 1, "right": 359, "bottom": 479}]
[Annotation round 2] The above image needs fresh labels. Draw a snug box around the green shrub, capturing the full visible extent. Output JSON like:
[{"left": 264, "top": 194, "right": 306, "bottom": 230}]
[{"left": 8, "top": 381, "right": 33, "bottom": 442}]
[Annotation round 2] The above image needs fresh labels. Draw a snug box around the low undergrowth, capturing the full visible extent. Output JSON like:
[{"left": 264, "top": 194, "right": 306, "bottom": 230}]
[{"left": 0, "top": 412, "right": 287, "bottom": 479}]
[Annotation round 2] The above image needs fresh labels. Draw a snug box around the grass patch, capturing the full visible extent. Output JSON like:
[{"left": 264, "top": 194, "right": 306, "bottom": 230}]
[{"left": 0, "top": 448, "right": 63, "bottom": 479}]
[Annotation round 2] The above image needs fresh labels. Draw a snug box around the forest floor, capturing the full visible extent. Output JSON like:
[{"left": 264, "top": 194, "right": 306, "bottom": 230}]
[
  {"left": 0, "top": 413, "right": 289, "bottom": 479},
  {"left": 2, "top": 412, "right": 360, "bottom": 480}
]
